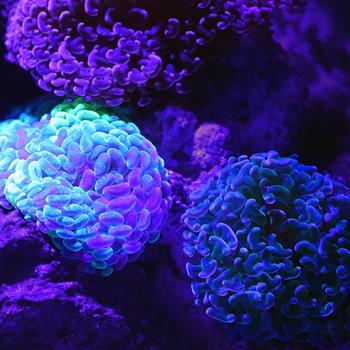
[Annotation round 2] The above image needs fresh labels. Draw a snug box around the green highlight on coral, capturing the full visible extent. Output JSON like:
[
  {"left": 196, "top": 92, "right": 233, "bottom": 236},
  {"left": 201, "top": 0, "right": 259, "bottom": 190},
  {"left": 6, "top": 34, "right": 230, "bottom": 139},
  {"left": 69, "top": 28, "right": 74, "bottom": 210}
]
[
  {"left": 0, "top": 99, "right": 172, "bottom": 276},
  {"left": 183, "top": 151, "right": 350, "bottom": 341}
]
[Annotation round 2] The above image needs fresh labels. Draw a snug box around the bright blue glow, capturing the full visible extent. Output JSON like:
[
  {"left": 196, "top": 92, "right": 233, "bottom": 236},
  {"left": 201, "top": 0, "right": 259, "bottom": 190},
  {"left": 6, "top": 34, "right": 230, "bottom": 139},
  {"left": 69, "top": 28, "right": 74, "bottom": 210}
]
[
  {"left": 183, "top": 151, "right": 350, "bottom": 342},
  {"left": 0, "top": 99, "right": 171, "bottom": 276}
]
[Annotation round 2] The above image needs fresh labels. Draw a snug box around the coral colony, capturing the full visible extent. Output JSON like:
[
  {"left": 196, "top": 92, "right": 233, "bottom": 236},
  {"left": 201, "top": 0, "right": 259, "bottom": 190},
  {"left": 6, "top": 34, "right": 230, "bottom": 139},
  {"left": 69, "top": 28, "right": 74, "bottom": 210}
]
[
  {"left": 3, "top": 0, "right": 350, "bottom": 348},
  {"left": 5, "top": 0, "right": 304, "bottom": 106},
  {"left": 183, "top": 152, "right": 350, "bottom": 342},
  {"left": 0, "top": 99, "right": 171, "bottom": 276}
]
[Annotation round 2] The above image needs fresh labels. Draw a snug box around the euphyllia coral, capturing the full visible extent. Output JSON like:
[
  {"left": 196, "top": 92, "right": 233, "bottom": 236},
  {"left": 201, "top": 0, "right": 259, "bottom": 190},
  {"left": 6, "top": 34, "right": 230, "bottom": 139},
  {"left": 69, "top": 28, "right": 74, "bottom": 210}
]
[
  {"left": 0, "top": 99, "right": 171, "bottom": 276},
  {"left": 183, "top": 151, "right": 350, "bottom": 342},
  {"left": 5, "top": 0, "right": 305, "bottom": 107}
]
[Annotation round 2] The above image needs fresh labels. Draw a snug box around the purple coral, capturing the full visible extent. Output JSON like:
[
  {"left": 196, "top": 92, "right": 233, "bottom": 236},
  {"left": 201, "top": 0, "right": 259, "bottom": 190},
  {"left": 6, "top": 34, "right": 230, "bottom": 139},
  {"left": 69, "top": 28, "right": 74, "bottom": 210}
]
[
  {"left": 0, "top": 99, "right": 172, "bottom": 276},
  {"left": 5, "top": 0, "right": 305, "bottom": 107}
]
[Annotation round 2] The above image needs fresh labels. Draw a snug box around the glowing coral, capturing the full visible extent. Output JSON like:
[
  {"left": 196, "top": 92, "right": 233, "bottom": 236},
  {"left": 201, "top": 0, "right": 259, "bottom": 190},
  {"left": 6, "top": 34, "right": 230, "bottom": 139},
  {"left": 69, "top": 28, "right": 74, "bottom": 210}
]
[
  {"left": 183, "top": 151, "right": 350, "bottom": 342},
  {"left": 5, "top": 0, "right": 305, "bottom": 107},
  {"left": 0, "top": 99, "right": 171, "bottom": 276}
]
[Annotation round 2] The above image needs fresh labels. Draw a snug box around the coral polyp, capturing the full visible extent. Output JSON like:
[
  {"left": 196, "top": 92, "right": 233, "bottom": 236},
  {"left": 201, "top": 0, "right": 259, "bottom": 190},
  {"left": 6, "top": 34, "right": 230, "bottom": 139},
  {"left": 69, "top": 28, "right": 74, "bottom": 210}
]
[
  {"left": 4, "top": 0, "right": 305, "bottom": 107},
  {"left": 183, "top": 151, "right": 350, "bottom": 342},
  {"left": 0, "top": 99, "right": 171, "bottom": 276}
]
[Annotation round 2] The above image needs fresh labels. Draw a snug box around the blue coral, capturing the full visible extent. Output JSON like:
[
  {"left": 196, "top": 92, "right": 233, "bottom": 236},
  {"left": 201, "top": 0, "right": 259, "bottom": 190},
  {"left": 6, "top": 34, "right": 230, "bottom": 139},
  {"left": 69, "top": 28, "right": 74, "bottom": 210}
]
[
  {"left": 0, "top": 99, "right": 171, "bottom": 276},
  {"left": 4, "top": 0, "right": 305, "bottom": 107},
  {"left": 183, "top": 151, "right": 350, "bottom": 342}
]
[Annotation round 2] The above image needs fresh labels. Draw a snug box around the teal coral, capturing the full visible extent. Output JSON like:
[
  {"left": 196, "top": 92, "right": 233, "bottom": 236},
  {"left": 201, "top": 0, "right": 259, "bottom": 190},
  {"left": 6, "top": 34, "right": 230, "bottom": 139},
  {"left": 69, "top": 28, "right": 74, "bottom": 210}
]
[
  {"left": 183, "top": 151, "right": 350, "bottom": 342},
  {"left": 0, "top": 99, "right": 171, "bottom": 276}
]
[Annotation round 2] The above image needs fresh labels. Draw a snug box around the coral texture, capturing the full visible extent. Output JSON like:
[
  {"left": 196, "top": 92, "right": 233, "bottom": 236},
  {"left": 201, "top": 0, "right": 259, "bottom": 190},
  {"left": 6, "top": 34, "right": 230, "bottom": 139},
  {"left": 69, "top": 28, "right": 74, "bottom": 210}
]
[
  {"left": 0, "top": 99, "right": 171, "bottom": 276},
  {"left": 4, "top": 1, "right": 350, "bottom": 348},
  {"left": 192, "top": 123, "right": 230, "bottom": 170},
  {"left": 5, "top": 0, "right": 305, "bottom": 107},
  {"left": 183, "top": 151, "right": 350, "bottom": 342}
]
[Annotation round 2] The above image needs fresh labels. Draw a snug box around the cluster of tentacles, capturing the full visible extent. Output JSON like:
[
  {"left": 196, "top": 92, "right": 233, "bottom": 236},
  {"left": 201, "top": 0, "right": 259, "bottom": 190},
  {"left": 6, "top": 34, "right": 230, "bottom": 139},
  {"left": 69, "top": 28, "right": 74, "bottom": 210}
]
[
  {"left": 4, "top": 0, "right": 305, "bottom": 106},
  {"left": 0, "top": 99, "right": 171, "bottom": 276},
  {"left": 183, "top": 151, "right": 350, "bottom": 342}
]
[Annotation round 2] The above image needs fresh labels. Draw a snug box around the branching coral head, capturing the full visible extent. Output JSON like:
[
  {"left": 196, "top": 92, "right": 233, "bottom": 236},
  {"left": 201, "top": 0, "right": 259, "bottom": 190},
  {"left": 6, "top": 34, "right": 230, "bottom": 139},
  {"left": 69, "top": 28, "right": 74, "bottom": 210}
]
[
  {"left": 0, "top": 99, "right": 172, "bottom": 276},
  {"left": 183, "top": 151, "right": 350, "bottom": 343},
  {"left": 5, "top": 0, "right": 306, "bottom": 107}
]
